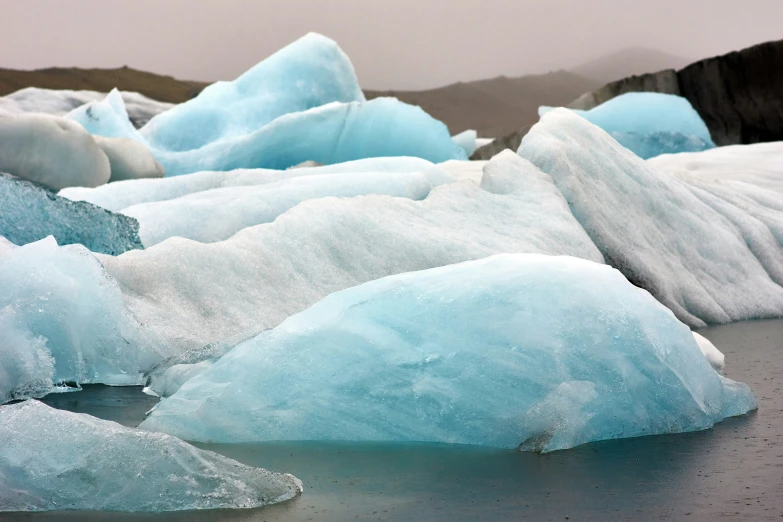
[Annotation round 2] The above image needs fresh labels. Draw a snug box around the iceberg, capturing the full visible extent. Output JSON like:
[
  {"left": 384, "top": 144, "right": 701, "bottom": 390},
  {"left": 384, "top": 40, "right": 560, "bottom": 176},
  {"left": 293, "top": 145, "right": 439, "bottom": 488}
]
[
  {"left": 124, "top": 170, "right": 448, "bottom": 246},
  {"left": 141, "top": 33, "right": 364, "bottom": 152},
  {"left": 67, "top": 87, "right": 146, "bottom": 142},
  {"left": 0, "top": 401, "right": 301, "bottom": 512},
  {"left": 0, "top": 173, "right": 143, "bottom": 255},
  {"left": 98, "top": 151, "right": 602, "bottom": 353},
  {"left": 59, "top": 156, "right": 449, "bottom": 212},
  {"left": 154, "top": 98, "right": 468, "bottom": 176},
  {"left": 0, "top": 113, "right": 110, "bottom": 190},
  {"left": 540, "top": 93, "right": 716, "bottom": 159},
  {"left": 139, "top": 254, "right": 756, "bottom": 451},
  {"left": 0, "top": 87, "right": 173, "bottom": 127},
  {"left": 0, "top": 237, "right": 165, "bottom": 404},
  {"left": 95, "top": 136, "right": 165, "bottom": 182},
  {"left": 519, "top": 109, "right": 783, "bottom": 328},
  {"left": 452, "top": 129, "right": 478, "bottom": 157}
]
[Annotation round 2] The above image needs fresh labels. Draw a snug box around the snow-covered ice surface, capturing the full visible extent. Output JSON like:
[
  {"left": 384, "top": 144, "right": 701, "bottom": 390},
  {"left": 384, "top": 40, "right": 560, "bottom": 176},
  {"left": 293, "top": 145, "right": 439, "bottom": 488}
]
[
  {"left": 59, "top": 156, "right": 449, "bottom": 212},
  {"left": 0, "top": 173, "right": 143, "bottom": 254},
  {"left": 124, "top": 171, "right": 446, "bottom": 246},
  {"left": 0, "top": 401, "right": 302, "bottom": 512},
  {"left": 0, "top": 113, "right": 110, "bottom": 190},
  {"left": 437, "top": 160, "right": 487, "bottom": 184},
  {"left": 519, "top": 109, "right": 783, "bottom": 328},
  {"left": 98, "top": 151, "right": 602, "bottom": 353},
  {"left": 0, "top": 237, "right": 165, "bottom": 404},
  {"left": 139, "top": 254, "right": 756, "bottom": 451},
  {"left": 649, "top": 142, "right": 783, "bottom": 194},
  {"left": 0, "top": 87, "right": 173, "bottom": 127},
  {"left": 540, "top": 93, "right": 716, "bottom": 159}
]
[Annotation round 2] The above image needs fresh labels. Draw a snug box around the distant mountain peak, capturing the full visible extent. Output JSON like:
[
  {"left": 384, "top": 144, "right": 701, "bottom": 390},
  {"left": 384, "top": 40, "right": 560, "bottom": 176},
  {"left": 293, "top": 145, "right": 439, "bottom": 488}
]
[{"left": 572, "top": 48, "right": 692, "bottom": 84}]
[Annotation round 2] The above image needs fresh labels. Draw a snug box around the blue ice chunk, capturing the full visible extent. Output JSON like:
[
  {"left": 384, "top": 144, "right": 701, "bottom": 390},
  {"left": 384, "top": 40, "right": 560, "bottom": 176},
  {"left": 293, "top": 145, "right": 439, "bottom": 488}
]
[
  {"left": 67, "top": 88, "right": 146, "bottom": 142},
  {"left": 140, "top": 33, "right": 365, "bottom": 152},
  {"left": 139, "top": 254, "right": 756, "bottom": 451},
  {"left": 540, "top": 93, "right": 716, "bottom": 159},
  {"left": 0, "top": 401, "right": 301, "bottom": 512},
  {"left": 0, "top": 237, "right": 166, "bottom": 404},
  {"left": 452, "top": 129, "right": 478, "bottom": 157},
  {"left": 155, "top": 98, "right": 467, "bottom": 176},
  {"left": 0, "top": 173, "right": 143, "bottom": 254}
]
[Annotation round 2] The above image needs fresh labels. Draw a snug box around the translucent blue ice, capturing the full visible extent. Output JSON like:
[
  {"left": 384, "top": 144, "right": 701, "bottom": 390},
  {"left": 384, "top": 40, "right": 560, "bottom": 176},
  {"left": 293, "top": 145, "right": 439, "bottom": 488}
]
[
  {"left": 0, "top": 237, "right": 166, "bottom": 404},
  {"left": 539, "top": 93, "right": 716, "bottom": 159},
  {"left": 140, "top": 254, "right": 756, "bottom": 451},
  {"left": 452, "top": 129, "right": 478, "bottom": 157},
  {"left": 0, "top": 173, "right": 143, "bottom": 255},
  {"left": 0, "top": 401, "right": 301, "bottom": 512}
]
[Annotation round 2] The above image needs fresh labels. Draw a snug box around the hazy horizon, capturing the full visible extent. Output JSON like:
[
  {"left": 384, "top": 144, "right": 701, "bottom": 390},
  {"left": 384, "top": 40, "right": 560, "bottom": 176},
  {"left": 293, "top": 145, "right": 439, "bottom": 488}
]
[{"left": 1, "top": 0, "right": 782, "bottom": 90}]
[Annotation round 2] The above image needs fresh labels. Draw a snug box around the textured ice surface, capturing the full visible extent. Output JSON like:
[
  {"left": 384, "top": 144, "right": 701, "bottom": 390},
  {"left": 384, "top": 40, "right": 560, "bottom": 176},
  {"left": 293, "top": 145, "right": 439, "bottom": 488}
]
[
  {"left": 0, "top": 237, "right": 165, "bottom": 404},
  {"left": 124, "top": 171, "right": 446, "bottom": 246},
  {"left": 437, "top": 160, "right": 487, "bottom": 184},
  {"left": 0, "top": 401, "right": 302, "bottom": 512},
  {"left": 649, "top": 142, "right": 783, "bottom": 194},
  {"left": 95, "top": 136, "right": 165, "bottom": 182},
  {"left": 0, "top": 87, "right": 173, "bottom": 127},
  {"left": 519, "top": 109, "right": 783, "bottom": 328},
  {"left": 0, "top": 113, "right": 110, "bottom": 190},
  {"left": 67, "top": 88, "right": 146, "bottom": 142},
  {"left": 0, "top": 173, "right": 143, "bottom": 254},
  {"left": 155, "top": 98, "right": 467, "bottom": 176},
  {"left": 452, "top": 129, "right": 478, "bottom": 157},
  {"left": 59, "top": 157, "right": 448, "bottom": 211},
  {"left": 99, "top": 151, "right": 602, "bottom": 353},
  {"left": 540, "top": 93, "right": 715, "bottom": 159},
  {"left": 141, "top": 33, "right": 363, "bottom": 152},
  {"left": 140, "top": 254, "right": 756, "bottom": 451}
]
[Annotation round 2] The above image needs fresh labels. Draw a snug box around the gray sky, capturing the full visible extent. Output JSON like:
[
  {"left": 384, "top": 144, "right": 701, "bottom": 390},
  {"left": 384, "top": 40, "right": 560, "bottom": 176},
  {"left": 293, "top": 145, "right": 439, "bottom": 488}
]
[{"left": 1, "top": 0, "right": 781, "bottom": 90}]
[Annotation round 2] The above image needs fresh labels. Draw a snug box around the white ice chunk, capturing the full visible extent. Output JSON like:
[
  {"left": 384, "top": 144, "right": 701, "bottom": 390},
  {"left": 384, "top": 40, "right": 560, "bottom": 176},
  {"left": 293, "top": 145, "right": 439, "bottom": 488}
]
[
  {"left": 95, "top": 136, "right": 165, "bottom": 182},
  {"left": 692, "top": 332, "right": 726, "bottom": 373}
]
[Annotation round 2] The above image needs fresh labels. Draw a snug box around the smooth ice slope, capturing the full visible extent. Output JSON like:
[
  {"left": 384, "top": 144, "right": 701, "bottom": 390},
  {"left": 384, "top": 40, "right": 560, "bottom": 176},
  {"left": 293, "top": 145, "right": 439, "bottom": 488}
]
[
  {"left": 540, "top": 93, "right": 715, "bottom": 159},
  {"left": 124, "top": 171, "right": 445, "bottom": 246},
  {"left": 0, "top": 173, "right": 143, "bottom": 255},
  {"left": 155, "top": 98, "right": 467, "bottom": 175},
  {"left": 0, "top": 401, "right": 301, "bottom": 512},
  {"left": 0, "top": 238, "right": 165, "bottom": 403},
  {"left": 140, "top": 254, "right": 756, "bottom": 451},
  {"left": 95, "top": 136, "right": 165, "bottom": 182},
  {"left": 99, "top": 151, "right": 603, "bottom": 353},
  {"left": 59, "top": 157, "right": 449, "bottom": 211},
  {"left": 0, "top": 87, "right": 172, "bottom": 127},
  {"left": 649, "top": 142, "right": 783, "bottom": 194},
  {"left": 141, "top": 33, "right": 364, "bottom": 151},
  {"left": 519, "top": 109, "right": 783, "bottom": 328},
  {"left": 693, "top": 332, "right": 726, "bottom": 373},
  {"left": 0, "top": 113, "right": 110, "bottom": 190}
]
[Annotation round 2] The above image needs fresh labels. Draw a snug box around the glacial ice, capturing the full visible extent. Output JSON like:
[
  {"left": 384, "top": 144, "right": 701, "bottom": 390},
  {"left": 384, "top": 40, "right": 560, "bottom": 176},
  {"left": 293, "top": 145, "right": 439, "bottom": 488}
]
[
  {"left": 94, "top": 136, "right": 165, "bottom": 182},
  {"left": 649, "top": 142, "right": 783, "bottom": 194},
  {"left": 155, "top": 98, "right": 468, "bottom": 176},
  {"left": 0, "top": 113, "right": 110, "bottom": 190},
  {"left": 0, "top": 87, "right": 173, "bottom": 127},
  {"left": 139, "top": 254, "right": 756, "bottom": 451},
  {"left": 98, "top": 151, "right": 602, "bottom": 353},
  {"left": 141, "top": 33, "right": 364, "bottom": 152},
  {"left": 0, "top": 173, "right": 143, "bottom": 254},
  {"left": 124, "top": 171, "right": 447, "bottom": 246},
  {"left": 693, "top": 332, "right": 726, "bottom": 373},
  {"left": 0, "top": 237, "right": 166, "bottom": 404},
  {"left": 519, "top": 109, "right": 783, "bottom": 328},
  {"left": 452, "top": 129, "right": 478, "bottom": 157},
  {"left": 67, "top": 88, "right": 146, "bottom": 141},
  {"left": 59, "top": 156, "right": 450, "bottom": 212},
  {"left": 0, "top": 401, "right": 302, "bottom": 512},
  {"left": 540, "top": 93, "right": 716, "bottom": 159}
]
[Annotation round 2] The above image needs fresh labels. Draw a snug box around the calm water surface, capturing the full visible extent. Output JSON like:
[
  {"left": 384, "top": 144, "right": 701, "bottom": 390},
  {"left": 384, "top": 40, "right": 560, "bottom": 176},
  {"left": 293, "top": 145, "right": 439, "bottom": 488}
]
[{"left": 8, "top": 319, "right": 783, "bottom": 521}]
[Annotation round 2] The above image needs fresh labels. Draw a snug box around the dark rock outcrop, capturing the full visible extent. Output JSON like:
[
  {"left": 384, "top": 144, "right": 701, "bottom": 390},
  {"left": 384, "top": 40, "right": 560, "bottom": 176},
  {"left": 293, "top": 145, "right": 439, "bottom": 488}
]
[{"left": 568, "top": 70, "right": 680, "bottom": 110}]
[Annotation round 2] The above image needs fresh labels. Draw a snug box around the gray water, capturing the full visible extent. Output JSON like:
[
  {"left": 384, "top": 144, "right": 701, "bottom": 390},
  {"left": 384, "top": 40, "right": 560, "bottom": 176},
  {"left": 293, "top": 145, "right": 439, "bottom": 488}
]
[{"left": 8, "top": 319, "right": 783, "bottom": 521}]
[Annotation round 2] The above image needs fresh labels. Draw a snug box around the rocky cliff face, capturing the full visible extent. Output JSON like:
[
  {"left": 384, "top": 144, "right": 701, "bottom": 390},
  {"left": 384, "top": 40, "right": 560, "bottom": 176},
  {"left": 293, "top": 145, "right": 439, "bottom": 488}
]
[{"left": 474, "top": 39, "right": 783, "bottom": 157}]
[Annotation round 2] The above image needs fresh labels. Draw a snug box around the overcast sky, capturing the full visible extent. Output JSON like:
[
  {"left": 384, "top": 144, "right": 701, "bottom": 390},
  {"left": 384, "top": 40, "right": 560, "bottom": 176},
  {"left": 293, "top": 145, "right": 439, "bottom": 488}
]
[{"left": 1, "top": 0, "right": 781, "bottom": 89}]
